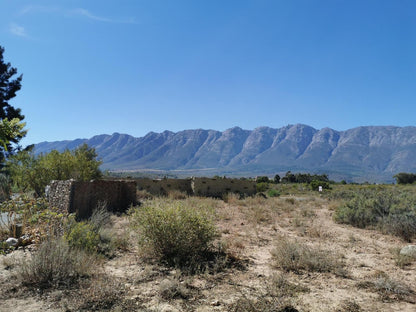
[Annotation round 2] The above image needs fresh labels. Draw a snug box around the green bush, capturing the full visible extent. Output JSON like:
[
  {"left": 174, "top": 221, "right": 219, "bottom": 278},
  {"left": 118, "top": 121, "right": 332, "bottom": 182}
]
[
  {"left": 310, "top": 180, "right": 330, "bottom": 191},
  {"left": 129, "top": 200, "right": 218, "bottom": 267},
  {"left": 381, "top": 213, "right": 416, "bottom": 242},
  {"left": 257, "top": 182, "right": 269, "bottom": 193},
  {"left": 267, "top": 188, "right": 280, "bottom": 198},
  {"left": 333, "top": 187, "right": 416, "bottom": 241},
  {"left": 64, "top": 218, "right": 100, "bottom": 253}
]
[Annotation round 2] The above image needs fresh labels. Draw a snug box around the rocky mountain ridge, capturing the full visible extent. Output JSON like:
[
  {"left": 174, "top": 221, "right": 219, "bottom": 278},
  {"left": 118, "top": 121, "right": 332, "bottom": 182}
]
[{"left": 34, "top": 124, "right": 416, "bottom": 182}]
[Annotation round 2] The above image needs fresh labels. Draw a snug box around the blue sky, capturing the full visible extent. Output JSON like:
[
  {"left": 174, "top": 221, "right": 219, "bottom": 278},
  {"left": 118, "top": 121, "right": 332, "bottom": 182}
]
[{"left": 1, "top": 0, "right": 415, "bottom": 146}]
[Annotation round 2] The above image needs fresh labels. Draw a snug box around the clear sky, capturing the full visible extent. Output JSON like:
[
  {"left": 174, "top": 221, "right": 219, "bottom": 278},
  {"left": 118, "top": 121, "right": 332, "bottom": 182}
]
[{"left": 1, "top": 0, "right": 415, "bottom": 146}]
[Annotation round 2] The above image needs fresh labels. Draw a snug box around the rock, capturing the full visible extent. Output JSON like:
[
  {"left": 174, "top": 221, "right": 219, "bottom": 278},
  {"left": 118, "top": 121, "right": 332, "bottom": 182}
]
[
  {"left": 400, "top": 245, "right": 416, "bottom": 258},
  {"left": 5, "top": 237, "right": 18, "bottom": 247}
]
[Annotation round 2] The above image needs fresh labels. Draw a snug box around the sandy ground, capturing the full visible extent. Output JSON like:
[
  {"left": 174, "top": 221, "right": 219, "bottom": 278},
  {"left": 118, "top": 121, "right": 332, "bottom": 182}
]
[{"left": 1, "top": 194, "right": 415, "bottom": 311}]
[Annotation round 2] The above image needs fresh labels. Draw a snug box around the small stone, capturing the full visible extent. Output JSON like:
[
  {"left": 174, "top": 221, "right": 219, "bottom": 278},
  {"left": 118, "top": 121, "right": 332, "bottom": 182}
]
[
  {"left": 400, "top": 245, "right": 416, "bottom": 258},
  {"left": 5, "top": 237, "right": 18, "bottom": 246}
]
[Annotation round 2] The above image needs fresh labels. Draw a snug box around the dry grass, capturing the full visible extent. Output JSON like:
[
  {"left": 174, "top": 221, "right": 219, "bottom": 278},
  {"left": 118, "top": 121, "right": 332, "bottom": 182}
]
[
  {"left": 2, "top": 185, "right": 416, "bottom": 311},
  {"left": 18, "top": 238, "right": 96, "bottom": 290},
  {"left": 271, "top": 236, "right": 347, "bottom": 276}
]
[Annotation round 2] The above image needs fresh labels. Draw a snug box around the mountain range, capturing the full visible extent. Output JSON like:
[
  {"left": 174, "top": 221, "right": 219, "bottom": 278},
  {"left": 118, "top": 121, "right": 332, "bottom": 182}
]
[{"left": 34, "top": 124, "right": 416, "bottom": 183}]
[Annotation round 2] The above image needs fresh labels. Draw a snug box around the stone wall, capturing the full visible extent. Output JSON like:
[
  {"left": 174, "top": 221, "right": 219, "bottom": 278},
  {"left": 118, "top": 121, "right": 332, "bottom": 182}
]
[
  {"left": 48, "top": 180, "right": 137, "bottom": 219},
  {"left": 135, "top": 177, "right": 256, "bottom": 198},
  {"left": 48, "top": 180, "right": 74, "bottom": 212},
  {"left": 191, "top": 178, "right": 257, "bottom": 198},
  {"left": 135, "top": 178, "right": 193, "bottom": 196}
]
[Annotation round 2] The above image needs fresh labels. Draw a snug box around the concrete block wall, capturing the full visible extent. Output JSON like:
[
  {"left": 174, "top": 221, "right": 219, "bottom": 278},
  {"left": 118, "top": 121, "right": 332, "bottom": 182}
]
[
  {"left": 191, "top": 178, "right": 257, "bottom": 198},
  {"left": 48, "top": 180, "right": 137, "bottom": 219},
  {"left": 135, "top": 178, "right": 193, "bottom": 196}
]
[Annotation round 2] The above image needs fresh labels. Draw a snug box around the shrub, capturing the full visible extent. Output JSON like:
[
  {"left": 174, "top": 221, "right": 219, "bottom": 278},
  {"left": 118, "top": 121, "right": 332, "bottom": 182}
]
[
  {"left": 19, "top": 238, "right": 94, "bottom": 289},
  {"left": 167, "top": 190, "right": 188, "bottom": 200},
  {"left": 64, "top": 218, "right": 100, "bottom": 253},
  {"left": 267, "top": 189, "right": 280, "bottom": 198},
  {"left": 256, "top": 176, "right": 270, "bottom": 183},
  {"left": 129, "top": 200, "right": 218, "bottom": 267},
  {"left": 89, "top": 201, "right": 111, "bottom": 231},
  {"left": 381, "top": 213, "right": 416, "bottom": 242},
  {"left": 257, "top": 182, "right": 269, "bottom": 193},
  {"left": 310, "top": 180, "right": 330, "bottom": 191},
  {"left": 333, "top": 187, "right": 416, "bottom": 241},
  {"left": 271, "top": 237, "right": 346, "bottom": 275}
]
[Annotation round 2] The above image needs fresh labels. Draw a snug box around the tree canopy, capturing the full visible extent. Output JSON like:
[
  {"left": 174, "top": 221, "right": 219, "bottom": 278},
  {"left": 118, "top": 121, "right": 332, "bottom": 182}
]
[
  {"left": 0, "top": 46, "right": 26, "bottom": 161},
  {"left": 7, "top": 144, "right": 102, "bottom": 196}
]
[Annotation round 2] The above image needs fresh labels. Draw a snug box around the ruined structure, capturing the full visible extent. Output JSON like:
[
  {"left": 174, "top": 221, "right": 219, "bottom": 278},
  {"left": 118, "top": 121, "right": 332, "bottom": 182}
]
[
  {"left": 135, "top": 177, "right": 256, "bottom": 198},
  {"left": 48, "top": 180, "right": 137, "bottom": 219},
  {"left": 135, "top": 178, "right": 193, "bottom": 196},
  {"left": 191, "top": 177, "right": 256, "bottom": 198},
  {"left": 48, "top": 177, "right": 255, "bottom": 219}
]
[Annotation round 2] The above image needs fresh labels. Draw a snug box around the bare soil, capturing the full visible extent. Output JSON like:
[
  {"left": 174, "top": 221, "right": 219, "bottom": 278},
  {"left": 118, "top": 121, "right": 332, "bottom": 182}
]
[{"left": 1, "top": 194, "right": 415, "bottom": 311}]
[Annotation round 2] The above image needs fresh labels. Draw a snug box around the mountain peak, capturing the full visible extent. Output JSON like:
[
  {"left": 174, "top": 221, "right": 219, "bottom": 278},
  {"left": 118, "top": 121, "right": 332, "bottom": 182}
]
[{"left": 34, "top": 125, "right": 416, "bottom": 183}]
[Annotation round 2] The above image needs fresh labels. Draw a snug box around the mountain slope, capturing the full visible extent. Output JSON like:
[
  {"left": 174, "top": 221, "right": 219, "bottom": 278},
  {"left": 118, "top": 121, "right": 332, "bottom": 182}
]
[{"left": 34, "top": 124, "right": 416, "bottom": 182}]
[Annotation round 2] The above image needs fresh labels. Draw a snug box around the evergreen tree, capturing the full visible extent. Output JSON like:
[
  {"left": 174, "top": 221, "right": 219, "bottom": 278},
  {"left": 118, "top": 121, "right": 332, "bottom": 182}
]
[{"left": 0, "top": 46, "right": 26, "bottom": 161}]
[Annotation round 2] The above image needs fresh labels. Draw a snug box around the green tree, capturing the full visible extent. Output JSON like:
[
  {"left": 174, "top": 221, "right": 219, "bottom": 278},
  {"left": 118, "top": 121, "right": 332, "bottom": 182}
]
[
  {"left": 7, "top": 144, "right": 102, "bottom": 196},
  {"left": 273, "top": 174, "right": 280, "bottom": 184},
  {"left": 394, "top": 172, "right": 416, "bottom": 185},
  {"left": 0, "top": 46, "right": 26, "bottom": 161}
]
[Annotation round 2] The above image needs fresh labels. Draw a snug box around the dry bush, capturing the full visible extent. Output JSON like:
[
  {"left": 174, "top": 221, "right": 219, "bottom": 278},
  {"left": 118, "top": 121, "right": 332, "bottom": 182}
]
[
  {"left": 18, "top": 238, "right": 96, "bottom": 289},
  {"left": 129, "top": 198, "right": 219, "bottom": 268},
  {"left": 159, "top": 276, "right": 191, "bottom": 300},
  {"left": 391, "top": 248, "right": 415, "bottom": 268},
  {"left": 75, "top": 275, "right": 126, "bottom": 311},
  {"left": 373, "top": 274, "right": 413, "bottom": 301},
  {"left": 223, "top": 192, "right": 242, "bottom": 204},
  {"left": 168, "top": 190, "right": 188, "bottom": 200},
  {"left": 136, "top": 189, "right": 154, "bottom": 200},
  {"left": 89, "top": 201, "right": 112, "bottom": 230},
  {"left": 336, "top": 299, "right": 361, "bottom": 312},
  {"left": 239, "top": 196, "right": 277, "bottom": 225},
  {"left": 271, "top": 237, "right": 347, "bottom": 276},
  {"left": 357, "top": 271, "right": 414, "bottom": 302},
  {"left": 228, "top": 274, "right": 302, "bottom": 312},
  {"left": 267, "top": 273, "right": 309, "bottom": 298},
  {"left": 228, "top": 297, "right": 298, "bottom": 312}
]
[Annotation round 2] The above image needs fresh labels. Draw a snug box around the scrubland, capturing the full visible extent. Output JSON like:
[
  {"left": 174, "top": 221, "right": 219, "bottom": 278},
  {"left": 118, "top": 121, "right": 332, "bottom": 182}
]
[{"left": 1, "top": 184, "right": 416, "bottom": 311}]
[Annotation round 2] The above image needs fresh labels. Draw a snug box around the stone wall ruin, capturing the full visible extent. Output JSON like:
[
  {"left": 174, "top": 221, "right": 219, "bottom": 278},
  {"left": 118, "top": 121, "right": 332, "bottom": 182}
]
[
  {"left": 48, "top": 179, "right": 137, "bottom": 219},
  {"left": 48, "top": 177, "right": 256, "bottom": 219},
  {"left": 135, "top": 177, "right": 256, "bottom": 198}
]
